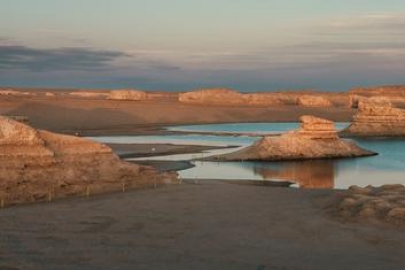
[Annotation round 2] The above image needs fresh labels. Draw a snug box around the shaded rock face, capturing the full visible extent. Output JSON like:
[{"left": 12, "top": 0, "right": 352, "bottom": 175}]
[
  {"left": 332, "top": 184, "right": 405, "bottom": 228},
  {"left": 0, "top": 116, "right": 176, "bottom": 207},
  {"left": 212, "top": 116, "right": 376, "bottom": 161},
  {"left": 108, "top": 90, "right": 148, "bottom": 101},
  {"left": 341, "top": 98, "right": 405, "bottom": 137}
]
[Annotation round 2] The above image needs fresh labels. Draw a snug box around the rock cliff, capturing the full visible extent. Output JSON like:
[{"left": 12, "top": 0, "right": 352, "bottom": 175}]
[
  {"left": 211, "top": 116, "right": 376, "bottom": 161},
  {"left": 0, "top": 116, "right": 176, "bottom": 207},
  {"left": 341, "top": 98, "right": 405, "bottom": 137}
]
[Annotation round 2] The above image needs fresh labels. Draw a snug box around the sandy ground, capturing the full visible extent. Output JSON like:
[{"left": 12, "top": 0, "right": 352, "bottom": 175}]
[
  {"left": 0, "top": 95, "right": 355, "bottom": 135},
  {"left": 1, "top": 181, "right": 405, "bottom": 270}
]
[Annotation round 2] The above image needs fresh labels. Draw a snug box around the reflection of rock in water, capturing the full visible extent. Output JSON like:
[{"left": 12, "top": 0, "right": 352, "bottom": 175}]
[{"left": 254, "top": 161, "right": 334, "bottom": 189}]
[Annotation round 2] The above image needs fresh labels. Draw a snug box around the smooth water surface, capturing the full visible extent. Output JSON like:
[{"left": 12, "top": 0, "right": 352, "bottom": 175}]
[{"left": 167, "top": 122, "right": 350, "bottom": 134}]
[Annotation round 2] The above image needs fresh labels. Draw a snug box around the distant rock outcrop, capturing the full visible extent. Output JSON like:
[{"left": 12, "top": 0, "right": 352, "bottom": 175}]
[
  {"left": 179, "top": 88, "right": 352, "bottom": 107},
  {"left": 297, "top": 95, "right": 332, "bottom": 107},
  {"left": 179, "top": 88, "right": 244, "bottom": 105},
  {"left": 0, "top": 116, "right": 176, "bottom": 207},
  {"left": 69, "top": 92, "right": 109, "bottom": 99},
  {"left": 341, "top": 98, "right": 405, "bottom": 137},
  {"left": 109, "top": 90, "right": 148, "bottom": 101},
  {"left": 211, "top": 116, "right": 376, "bottom": 161},
  {"left": 331, "top": 184, "right": 405, "bottom": 228}
]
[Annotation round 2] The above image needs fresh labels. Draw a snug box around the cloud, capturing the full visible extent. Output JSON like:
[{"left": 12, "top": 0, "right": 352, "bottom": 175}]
[{"left": 0, "top": 45, "right": 130, "bottom": 71}]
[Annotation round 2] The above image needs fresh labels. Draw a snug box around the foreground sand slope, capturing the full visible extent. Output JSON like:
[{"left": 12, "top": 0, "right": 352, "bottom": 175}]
[
  {"left": 0, "top": 116, "right": 176, "bottom": 206},
  {"left": 213, "top": 116, "right": 376, "bottom": 161}
]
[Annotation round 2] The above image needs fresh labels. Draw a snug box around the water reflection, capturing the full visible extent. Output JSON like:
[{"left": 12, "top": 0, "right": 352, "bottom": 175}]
[{"left": 252, "top": 161, "right": 334, "bottom": 189}]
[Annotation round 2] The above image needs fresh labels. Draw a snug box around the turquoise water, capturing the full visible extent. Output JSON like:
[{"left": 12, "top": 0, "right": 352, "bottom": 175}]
[
  {"left": 91, "top": 123, "right": 405, "bottom": 189},
  {"left": 167, "top": 122, "right": 350, "bottom": 134}
]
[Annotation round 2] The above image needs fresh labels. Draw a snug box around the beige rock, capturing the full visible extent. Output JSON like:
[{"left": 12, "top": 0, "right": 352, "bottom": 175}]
[
  {"left": 297, "top": 95, "right": 332, "bottom": 107},
  {"left": 0, "top": 116, "right": 176, "bottom": 206},
  {"left": 69, "top": 92, "right": 108, "bottom": 99},
  {"left": 179, "top": 88, "right": 244, "bottom": 105},
  {"left": 341, "top": 98, "right": 405, "bottom": 137},
  {"left": 211, "top": 116, "right": 376, "bottom": 161},
  {"left": 108, "top": 89, "right": 148, "bottom": 101}
]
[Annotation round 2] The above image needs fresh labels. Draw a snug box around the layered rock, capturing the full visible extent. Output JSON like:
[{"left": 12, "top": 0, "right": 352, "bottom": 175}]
[
  {"left": 341, "top": 98, "right": 405, "bottom": 137},
  {"left": 0, "top": 116, "right": 176, "bottom": 206},
  {"left": 297, "top": 95, "right": 332, "bottom": 107},
  {"left": 211, "top": 116, "right": 376, "bottom": 161},
  {"left": 179, "top": 88, "right": 244, "bottom": 105},
  {"left": 69, "top": 92, "right": 109, "bottom": 99},
  {"left": 108, "top": 89, "right": 148, "bottom": 101},
  {"left": 332, "top": 184, "right": 405, "bottom": 228}
]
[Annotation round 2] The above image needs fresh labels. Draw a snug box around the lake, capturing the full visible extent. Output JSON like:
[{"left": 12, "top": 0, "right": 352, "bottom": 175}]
[{"left": 90, "top": 123, "right": 405, "bottom": 189}]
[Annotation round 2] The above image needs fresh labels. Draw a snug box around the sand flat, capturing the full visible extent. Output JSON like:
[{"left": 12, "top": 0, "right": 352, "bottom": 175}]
[{"left": 1, "top": 181, "right": 405, "bottom": 270}]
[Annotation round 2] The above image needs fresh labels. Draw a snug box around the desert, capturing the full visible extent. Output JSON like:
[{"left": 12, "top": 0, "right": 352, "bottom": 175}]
[{"left": 1, "top": 86, "right": 405, "bottom": 269}]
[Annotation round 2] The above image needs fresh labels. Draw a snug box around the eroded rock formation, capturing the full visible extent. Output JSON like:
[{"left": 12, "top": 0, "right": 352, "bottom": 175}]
[
  {"left": 341, "top": 98, "right": 405, "bottom": 137},
  {"left": 331, "top": 184, "right": 405, "bottom": 228},
  {"left": 179, "top": 88, "right": 352, "bottom": 107},
  {"left": 69, "top": 92, "right": 109, "bottom": 99},
  {"left": 109, "top": 89, "right": 148, "bottom": 101},
  {"left": 0, "top": 116, "right": 176, "bottom": 207},
  {"left": 211, "top": 116, "right": 376, "bottom": 161},
  {"left": 297, "top": 95, "right": 332, "bottom": 107}
]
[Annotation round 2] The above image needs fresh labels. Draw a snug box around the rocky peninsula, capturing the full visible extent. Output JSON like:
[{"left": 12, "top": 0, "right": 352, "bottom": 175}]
[
  {"left": 211, "top": 116, "right": 376, "bottom": 161},
  {"left": 0, "top": 116, "right": 176, "bottom": 207}
]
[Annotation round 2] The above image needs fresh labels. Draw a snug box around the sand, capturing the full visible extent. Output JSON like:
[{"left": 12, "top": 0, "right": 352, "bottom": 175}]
[{"left": 1, "top": 181, "right": 405, "bottom": 270}]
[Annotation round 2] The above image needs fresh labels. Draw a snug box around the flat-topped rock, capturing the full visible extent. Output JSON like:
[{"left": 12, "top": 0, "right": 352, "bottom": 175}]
[
  {"left": 179, "top": 88, "right": 244, "bottom": 105},
  {"left": 341, "top": 98, "right": 405, "bottom": 137},
  {"left": 108, "top": 89, "right": 148, "bottom": 101},
  {"left": 210, "top": 116, "right": 376, "bottom": 161},
  {"left": 0, "top": 117, "right": 176, "bottom": 206},
  {"left": 297, "top": 95, "right": 332, "bottom": 107}
]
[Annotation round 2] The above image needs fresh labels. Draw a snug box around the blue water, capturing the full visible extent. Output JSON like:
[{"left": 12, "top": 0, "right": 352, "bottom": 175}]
[
  {"left": 167, "top": 122, "right": 350, "bottom": 134},
  {"left": 90, "top": 123, "right": 405, "bottom": 189}
]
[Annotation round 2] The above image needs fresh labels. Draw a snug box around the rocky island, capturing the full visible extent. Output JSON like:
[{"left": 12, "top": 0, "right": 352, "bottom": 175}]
[
  {"left": 0, "top": 116, "right": 176, "bottom": 207},
  {"left": 341, "top": 98, "right": 405, "bottom": 137},
  {"left": 211, "top": 116, "right": 376, "bottom": 161}
]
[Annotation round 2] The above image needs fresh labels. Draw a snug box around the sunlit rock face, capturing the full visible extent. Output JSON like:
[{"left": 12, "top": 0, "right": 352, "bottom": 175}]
[
  {"left": 0, "top": 116, "right": 176, "bottom": 206},
  {"left": 341, "top": 98, "right": 405, "bottom": 137},
  {"left": 211, "top": 115, "right": 376, "bottom": 161},
  {"left": 108, "top": 89, "right": 148, "bottom": 101},
  {"left": 297, "top": 95, "right": 332, "bottom": 107}
]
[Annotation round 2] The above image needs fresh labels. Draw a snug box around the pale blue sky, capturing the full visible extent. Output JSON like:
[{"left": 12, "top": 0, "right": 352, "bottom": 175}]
[{"left": 1, "top": 0, "right": 405, "bottom": 91}]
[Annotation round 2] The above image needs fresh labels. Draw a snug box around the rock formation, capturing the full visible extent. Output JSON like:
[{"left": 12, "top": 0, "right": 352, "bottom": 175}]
[
  {"left": 297, "top": 95, "right": 332, "bottom": 107},
  {"left": 341, "top": 98, "right": 405, "bottom": 137},
  {"left": 331, "top": 184, "right": 405, "bottom": 228},
  {"left": 0, "top": 116, "right": 176, "bottom": 207},
  {"left": 179, "top": 88, "right": 245, "bottom": 105},
  {"left": 69, "top": 92, "right": 109, "bottom": 99},
  {"left": 210, "top": 116, "right": 376, "bottom": 161},
  {"left": 108, "top": 89, "right": 148, "bottom": 101},
  {"left": 179, "top": 88, "right": 352, "bottom": 107}
]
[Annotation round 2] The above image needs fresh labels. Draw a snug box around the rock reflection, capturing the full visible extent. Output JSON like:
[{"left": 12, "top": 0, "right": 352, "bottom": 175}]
[{"left": 253, "top": 160, "right": 335, "bottom": 189}]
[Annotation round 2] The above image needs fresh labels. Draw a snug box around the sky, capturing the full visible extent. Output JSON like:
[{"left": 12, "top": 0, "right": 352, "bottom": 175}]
[{"left": 1, "top": 0, "right": 405, "bottom": 92}]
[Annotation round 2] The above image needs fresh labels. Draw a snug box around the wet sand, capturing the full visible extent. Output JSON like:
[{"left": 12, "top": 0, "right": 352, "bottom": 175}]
[{"left": 1, "top": 181, "right": 405, "bottom": 270}]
